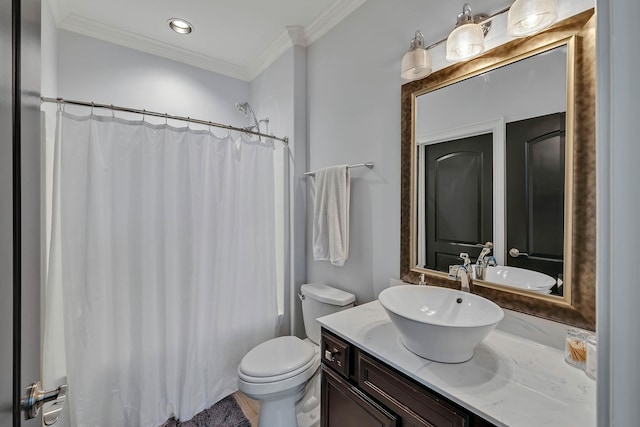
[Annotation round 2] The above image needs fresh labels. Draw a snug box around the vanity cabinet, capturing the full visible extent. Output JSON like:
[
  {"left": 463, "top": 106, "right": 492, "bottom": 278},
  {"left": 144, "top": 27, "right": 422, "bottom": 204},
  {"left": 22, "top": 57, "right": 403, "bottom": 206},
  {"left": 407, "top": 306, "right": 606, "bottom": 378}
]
[
  {"left": 321, "top": 328, "right": 495, "bottom": 427},
  {"left": 322, "top": 366, "right": 397, "bottom": 426}
]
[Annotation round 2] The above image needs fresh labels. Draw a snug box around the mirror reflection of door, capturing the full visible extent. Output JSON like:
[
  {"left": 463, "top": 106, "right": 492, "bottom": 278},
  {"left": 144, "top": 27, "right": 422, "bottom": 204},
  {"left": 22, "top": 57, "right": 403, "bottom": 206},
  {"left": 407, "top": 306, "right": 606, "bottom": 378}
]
[
  {"left": 506, "top": 112, "right": 565, "bottom": 295},
  {"left": 424, "top": 133, "right": 493, "bottom": 272}
]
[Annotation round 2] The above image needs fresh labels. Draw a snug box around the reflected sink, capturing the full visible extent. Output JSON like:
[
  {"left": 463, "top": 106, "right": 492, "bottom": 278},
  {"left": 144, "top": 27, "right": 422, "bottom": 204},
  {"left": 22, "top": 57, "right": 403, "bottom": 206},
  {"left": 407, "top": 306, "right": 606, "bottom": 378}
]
[
  {"left": 480, "top": 265, "right": 556, "bottom": 294},
  {"left": 378, "top": 285, "right": 504, "bottom": 363}
]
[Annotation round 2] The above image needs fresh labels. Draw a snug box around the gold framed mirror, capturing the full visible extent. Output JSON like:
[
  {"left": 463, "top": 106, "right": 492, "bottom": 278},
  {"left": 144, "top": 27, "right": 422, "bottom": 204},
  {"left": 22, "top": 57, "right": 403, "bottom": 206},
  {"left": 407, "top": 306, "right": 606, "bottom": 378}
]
[{"left": 400, "top": 9, "right": 595, "bottom": 330}]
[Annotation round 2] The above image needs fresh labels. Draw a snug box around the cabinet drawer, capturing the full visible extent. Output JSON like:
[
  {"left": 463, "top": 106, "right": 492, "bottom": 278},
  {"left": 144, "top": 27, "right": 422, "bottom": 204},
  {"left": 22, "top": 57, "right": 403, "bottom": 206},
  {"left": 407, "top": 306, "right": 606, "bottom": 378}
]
[
  {"left": 357, "top": 350, "right": 469, "bottom": 427},
  {"left": 322, "top": 366, "right": 397, "bottom": 427},
  {"left": 321, "top": 329, "right": 351, "bottom": 378}
]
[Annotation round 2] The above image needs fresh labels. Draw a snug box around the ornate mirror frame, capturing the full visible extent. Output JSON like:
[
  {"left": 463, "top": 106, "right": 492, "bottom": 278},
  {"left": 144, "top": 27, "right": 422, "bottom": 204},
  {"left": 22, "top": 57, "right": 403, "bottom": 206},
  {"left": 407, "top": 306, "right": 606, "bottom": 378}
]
[{"left": 400, "top": 9, "right": 595, "bottom": 330}]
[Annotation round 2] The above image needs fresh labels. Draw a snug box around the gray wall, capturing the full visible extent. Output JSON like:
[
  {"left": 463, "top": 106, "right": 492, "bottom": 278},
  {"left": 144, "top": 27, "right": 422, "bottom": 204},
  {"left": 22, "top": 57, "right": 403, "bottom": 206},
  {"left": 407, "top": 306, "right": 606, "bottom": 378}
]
[
  {"left": 250, "top": 44, "right": 308, "bottom": 337},
  {"left": 596, "top": 0, "right": 640, "bottom": 424},
  {"left": 56, "top": 30, "right": 249, "bottom": 128},
  {"left": 306, "top": 0, "right": 413, "bottom": 304}
]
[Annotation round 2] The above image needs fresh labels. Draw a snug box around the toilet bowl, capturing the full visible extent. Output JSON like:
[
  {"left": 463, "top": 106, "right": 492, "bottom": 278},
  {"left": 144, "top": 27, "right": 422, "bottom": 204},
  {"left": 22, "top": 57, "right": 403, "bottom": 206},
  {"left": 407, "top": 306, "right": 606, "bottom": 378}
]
[{"left": 238, "top": 284, "right": 355, "bottom": 427}]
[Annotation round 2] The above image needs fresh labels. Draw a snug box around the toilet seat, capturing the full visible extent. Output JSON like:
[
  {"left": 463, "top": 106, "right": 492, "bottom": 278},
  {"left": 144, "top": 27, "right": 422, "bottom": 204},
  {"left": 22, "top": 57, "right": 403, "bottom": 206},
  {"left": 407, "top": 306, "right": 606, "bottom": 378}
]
[
  {"left": 238, "top": 341, "right": 321, "bottom": 400},
  {"left": 238, "top": 356, "right": 320, "bottom": 398},
  {"left": 238, "top": 336, "right": 316, "bottom": 384}
]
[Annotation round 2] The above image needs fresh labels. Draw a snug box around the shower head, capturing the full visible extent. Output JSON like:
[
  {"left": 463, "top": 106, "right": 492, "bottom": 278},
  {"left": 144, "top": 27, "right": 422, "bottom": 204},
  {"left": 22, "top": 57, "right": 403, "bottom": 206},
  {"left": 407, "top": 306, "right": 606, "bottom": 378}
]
[
  {"left": 235, "top": 102, "right": 250, "bottom": 116},
  {"left": 234, "top": 101, "right": 262, "bottom": 138}
]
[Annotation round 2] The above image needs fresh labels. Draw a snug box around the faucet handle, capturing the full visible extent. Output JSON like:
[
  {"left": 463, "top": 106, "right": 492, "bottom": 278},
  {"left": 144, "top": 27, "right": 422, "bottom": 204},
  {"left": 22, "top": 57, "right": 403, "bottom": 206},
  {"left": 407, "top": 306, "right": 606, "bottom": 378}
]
[
  {"left": 459, "top": 253, "right": 471, "bottom": 268},
  {"left": 477, "top": 247, "right": 492, "bottom": 262}
]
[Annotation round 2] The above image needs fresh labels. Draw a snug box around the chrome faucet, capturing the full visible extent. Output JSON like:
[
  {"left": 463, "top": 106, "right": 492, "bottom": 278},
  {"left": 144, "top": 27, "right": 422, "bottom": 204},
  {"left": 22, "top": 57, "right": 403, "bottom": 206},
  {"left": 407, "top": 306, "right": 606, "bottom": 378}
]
[
  {"left": 475, "top": 242, "right": 495, "bottom": 280},
  {"left": 448, "top": 252, "right": 471, "bottom": 292},
  {"left": 448, "top": 265, "right": 471, "bottom": 292}
]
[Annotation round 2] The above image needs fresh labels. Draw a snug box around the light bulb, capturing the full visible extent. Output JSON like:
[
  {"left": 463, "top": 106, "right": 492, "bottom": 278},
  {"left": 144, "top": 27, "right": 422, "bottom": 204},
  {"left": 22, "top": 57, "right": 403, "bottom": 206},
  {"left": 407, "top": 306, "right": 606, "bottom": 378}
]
[
  {"left": 521, "top": 14, "right": 543, "bottom": 30},
  {"left": 508, "top": 0, "right": 558, "bottom": 37},
  {"left": 446, "top": 23, "right": 485, "bottom": 62}
]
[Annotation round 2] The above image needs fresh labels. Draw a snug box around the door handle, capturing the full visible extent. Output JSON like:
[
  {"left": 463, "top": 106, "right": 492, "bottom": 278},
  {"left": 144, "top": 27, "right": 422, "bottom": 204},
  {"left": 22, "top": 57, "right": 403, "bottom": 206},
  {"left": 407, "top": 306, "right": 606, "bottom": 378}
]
[
  {"left": 21, "top": 381, "right": 67, "bottom": 425},
  {"left": 509, "top": 248, "right": 529, "bottom": 258}
]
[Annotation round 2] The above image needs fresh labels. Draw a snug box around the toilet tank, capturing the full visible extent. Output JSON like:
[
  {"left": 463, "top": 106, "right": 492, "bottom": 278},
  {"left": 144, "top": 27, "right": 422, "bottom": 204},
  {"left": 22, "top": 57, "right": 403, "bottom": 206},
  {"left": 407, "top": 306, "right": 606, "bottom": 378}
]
[{"left": 300, "top": 284, "right": 355, "bottom": 345}]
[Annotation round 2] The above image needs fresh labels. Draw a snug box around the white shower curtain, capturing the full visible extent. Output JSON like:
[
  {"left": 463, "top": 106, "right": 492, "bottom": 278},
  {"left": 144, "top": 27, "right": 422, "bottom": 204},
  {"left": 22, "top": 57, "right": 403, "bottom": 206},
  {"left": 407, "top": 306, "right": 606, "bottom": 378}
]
[{"left": 44, "top": 111, "right": 279, "bottom": 426}]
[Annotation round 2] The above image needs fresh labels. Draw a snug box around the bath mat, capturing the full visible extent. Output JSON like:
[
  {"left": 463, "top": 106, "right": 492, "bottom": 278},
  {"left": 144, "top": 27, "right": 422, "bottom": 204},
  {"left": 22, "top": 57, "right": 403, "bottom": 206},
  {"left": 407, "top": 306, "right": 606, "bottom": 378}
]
[{"left": 161, "top": 395, "right": 251, "bottom": 427}]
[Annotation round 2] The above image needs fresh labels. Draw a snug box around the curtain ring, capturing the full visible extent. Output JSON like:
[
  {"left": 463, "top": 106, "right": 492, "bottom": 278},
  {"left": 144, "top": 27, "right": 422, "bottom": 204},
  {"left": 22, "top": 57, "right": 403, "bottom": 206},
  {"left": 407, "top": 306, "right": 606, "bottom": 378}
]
[
  {"left": 165, "top": 113, "right": 168, "bottom": 125},
  {"left": 91, "top": 102, "right": 94, "bottom": 115},
  {"left": 142, "top": 109, "right": 146, "bottom": 122},
  {"left": 110, "top": 105, "right": 115, "bottom": 118},
  {"left": 187, "top": 117, "right": 191, "bottom": 129}
]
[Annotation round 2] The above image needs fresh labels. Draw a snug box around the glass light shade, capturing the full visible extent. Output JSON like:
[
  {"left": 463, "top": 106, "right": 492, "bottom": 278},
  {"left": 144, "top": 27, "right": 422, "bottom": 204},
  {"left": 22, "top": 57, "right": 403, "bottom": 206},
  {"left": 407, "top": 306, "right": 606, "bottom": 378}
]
[
  {"left": 508, "top": 0, "right": 558, "bottom": 37},
  {"left": 446, "top": 23, "right": 485, "bottom": 62},
  {"left": 401, "top": 48, "right": 432, "bottom": 80}
]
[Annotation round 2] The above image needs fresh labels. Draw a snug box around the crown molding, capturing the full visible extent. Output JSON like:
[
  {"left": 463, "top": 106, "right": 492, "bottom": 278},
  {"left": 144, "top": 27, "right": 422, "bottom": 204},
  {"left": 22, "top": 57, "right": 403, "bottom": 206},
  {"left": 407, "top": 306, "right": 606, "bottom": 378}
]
[
  {"left": 287, "top": 26, "right": 307, "bottom": 47},
  {"left": 49, "top": 0, "right": 369, "bottom": 82},
  {"left": 304, "top": 0, "right": 368, "bottom": 45},
  {"left": 244, "top": 26, "right": 307, "bottom": 81},
  {"left": 57, "top": 13, "right": 249, "bottom": 80},
  {"left": 245, "top": 0, "right": 368, "bottom": 80},
  {"left": 245, "top": 28, "right": 295, "bottom": 82}
]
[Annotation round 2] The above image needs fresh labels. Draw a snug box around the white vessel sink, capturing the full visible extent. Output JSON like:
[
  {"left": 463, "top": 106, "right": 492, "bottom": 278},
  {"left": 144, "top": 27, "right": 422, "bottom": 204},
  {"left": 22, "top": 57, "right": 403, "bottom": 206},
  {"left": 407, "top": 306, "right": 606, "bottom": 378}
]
[
  {"left": 378, "top": 285, "right": 504, "bottom": 363},
  {"left": 481, "top": 266, "right": 556, "bottom": 294}
]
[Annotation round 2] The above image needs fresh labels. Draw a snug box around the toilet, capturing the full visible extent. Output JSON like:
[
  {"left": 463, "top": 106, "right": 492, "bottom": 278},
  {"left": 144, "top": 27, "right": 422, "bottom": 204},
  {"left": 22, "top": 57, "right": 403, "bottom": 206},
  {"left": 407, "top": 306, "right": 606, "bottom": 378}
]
[{"left": 238, "top": 284, "right": 355, "bottom": 427}]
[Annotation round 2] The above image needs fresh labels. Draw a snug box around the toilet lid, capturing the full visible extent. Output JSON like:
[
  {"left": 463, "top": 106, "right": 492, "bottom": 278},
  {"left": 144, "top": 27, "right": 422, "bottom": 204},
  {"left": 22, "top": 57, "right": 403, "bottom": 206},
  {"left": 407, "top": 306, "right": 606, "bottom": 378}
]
[{"left": 239, "top": 336, "right": 315, "bottom": 379}]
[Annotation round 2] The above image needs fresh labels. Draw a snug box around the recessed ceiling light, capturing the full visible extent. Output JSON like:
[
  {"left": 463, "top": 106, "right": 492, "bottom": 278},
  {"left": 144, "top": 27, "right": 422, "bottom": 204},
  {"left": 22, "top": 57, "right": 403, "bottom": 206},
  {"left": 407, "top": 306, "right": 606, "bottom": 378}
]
[{"left": 168, "top": 18, "right": 193, "bottom": 35}]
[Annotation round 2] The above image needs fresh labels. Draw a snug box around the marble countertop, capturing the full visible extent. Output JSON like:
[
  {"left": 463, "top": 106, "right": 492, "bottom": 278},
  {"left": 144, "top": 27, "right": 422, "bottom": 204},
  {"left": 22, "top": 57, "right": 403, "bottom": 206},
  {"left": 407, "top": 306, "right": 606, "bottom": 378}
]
[{"left": 318, "top": 301, "right": 595, "bottom": 427}]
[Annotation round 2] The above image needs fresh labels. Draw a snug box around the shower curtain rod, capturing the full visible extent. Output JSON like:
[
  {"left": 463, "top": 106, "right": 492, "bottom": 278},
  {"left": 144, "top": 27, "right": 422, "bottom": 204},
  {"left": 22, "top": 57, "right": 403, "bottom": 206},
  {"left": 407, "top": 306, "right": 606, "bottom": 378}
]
[{"left": 41, "top": 96, "right": 289, "bottom": 146}]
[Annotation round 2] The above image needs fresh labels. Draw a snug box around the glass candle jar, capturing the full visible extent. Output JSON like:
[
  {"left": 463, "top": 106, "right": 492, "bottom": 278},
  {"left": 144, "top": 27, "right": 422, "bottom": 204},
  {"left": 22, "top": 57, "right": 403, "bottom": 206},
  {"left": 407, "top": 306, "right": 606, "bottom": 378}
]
[{"left": 565, "top": 328, "right": 586, "bottom": 369}]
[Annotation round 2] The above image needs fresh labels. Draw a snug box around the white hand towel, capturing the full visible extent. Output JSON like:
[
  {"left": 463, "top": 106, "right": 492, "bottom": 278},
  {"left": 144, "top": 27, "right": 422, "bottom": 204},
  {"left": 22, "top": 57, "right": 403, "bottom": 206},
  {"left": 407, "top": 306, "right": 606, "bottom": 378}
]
[{"left": 312, "top": 165, "right": 350, "bottom": 266}]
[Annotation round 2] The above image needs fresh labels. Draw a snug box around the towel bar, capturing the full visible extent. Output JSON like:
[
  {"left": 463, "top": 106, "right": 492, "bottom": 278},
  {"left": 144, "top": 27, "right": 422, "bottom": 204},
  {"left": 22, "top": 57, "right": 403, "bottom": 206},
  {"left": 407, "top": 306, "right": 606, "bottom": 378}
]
[{"left": 305, "top": 162, "right": 374, "bottom": 176}]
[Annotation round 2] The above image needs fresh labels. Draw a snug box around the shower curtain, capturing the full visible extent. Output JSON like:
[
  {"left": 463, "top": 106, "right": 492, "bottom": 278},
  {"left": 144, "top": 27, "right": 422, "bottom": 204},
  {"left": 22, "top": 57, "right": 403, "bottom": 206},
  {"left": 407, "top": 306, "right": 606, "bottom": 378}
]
[{"left": 44, "top": 111, "right": 279, "bottom": 426}]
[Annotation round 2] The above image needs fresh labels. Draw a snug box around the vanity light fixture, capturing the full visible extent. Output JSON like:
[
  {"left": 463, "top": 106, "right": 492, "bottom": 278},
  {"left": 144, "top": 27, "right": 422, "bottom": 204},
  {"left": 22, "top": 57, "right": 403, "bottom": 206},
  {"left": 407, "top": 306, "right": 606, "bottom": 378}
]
[
  {"left": 168, "top": 18, "right": 193, "bottom": 35},
  {"left": 507, "top": 0, "right": 558, "bottom": 37},
  {"left": 401, "top": 0, "right": 559, "bottom": 79},
  {"left": 401, "top": 31, "right": 433, "bottom": 80},
  {"left": 446, "top": 3, "right": 489, "bottom": 62}
]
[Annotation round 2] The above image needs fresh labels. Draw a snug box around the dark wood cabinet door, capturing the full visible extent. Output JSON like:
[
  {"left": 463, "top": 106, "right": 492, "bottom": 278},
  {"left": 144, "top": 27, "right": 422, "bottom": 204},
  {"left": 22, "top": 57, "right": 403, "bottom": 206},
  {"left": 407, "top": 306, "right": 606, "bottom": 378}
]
[
  {"left": 425, "top": 133, "right": 493, "bottom": 272},
  {"left": 506, "top": 112, "right": 565, "bottom": 287},
  {"left": 321, "top": 366, "right": 397, "bottom": 427}
]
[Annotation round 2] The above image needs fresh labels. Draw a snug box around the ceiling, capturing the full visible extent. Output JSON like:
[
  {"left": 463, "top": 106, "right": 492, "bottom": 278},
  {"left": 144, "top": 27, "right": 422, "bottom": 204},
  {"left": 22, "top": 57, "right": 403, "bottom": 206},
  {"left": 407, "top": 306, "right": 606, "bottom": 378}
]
[{"left": 48, "top": 0, "right": 368, "bottom": 82}]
